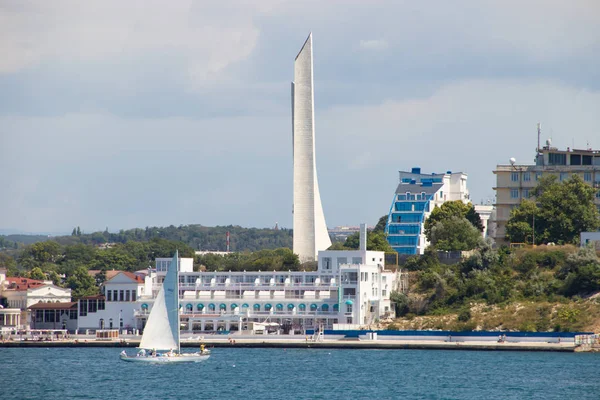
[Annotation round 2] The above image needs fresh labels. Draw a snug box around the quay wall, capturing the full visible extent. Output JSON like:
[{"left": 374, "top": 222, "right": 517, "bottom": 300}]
[{"left": 306, "top": 330, "right": 591, "bottom": 344}]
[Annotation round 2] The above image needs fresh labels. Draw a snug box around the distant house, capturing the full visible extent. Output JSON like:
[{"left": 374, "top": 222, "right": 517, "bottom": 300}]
[
  {"left": 0, "top": 275, "right": 72, "bottom": 330},
  {"left": 29, "top": 301, "right": 78, "bottom": 332},
  {"left": 77, "top": 271, "right": 145, "bottom": 332}
]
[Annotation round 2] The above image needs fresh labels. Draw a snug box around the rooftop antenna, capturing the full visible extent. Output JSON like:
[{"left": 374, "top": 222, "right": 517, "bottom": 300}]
[{"left": 537, "top": 122, "right": 541, "bottom": 153}]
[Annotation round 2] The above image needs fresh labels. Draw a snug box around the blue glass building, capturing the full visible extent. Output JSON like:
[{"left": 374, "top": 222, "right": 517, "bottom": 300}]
[{"left": 385, "top": 167, "right": 469, "bottom": 255}]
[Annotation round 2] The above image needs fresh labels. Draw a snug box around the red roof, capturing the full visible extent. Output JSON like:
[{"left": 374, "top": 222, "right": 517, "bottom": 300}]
[
  {"left": 6, "top": 277, "right": 46, "bottom": 291},
  {"left": 89, "top": 270, "right": 143, "bottom": 283},
  {"left": 28, "top": 301, "right": 77, "bottom": 310},
  {"left": 106, "top": 271, "right": 143, "bottom": 283}
]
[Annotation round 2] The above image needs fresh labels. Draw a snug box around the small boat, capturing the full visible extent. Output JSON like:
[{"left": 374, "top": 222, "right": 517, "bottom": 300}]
[{"left": 120, "top": 250, "right": 210, "bottom": 363}]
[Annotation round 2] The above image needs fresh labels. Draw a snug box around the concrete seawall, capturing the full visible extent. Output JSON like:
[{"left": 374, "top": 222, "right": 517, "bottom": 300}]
[{"left": 0, "top": 338, "right": 579, "bottom": 352}]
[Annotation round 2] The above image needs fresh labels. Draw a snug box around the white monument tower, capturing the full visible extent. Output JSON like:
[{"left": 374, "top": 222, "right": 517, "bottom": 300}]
[{"left": 291, "top": 33, "right": 331, "bottom": 262}]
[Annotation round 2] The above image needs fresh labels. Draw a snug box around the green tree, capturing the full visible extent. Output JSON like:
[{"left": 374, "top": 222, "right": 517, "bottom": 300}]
[
  {"left": 28, "top": 267, "right": 46, "bottom": 281},
  {"left": 429, "top": 216, "right": 482, "bottom": 251},
  {"left": 373, "top": 215, "right": 388, "bottom": 233},
  {"left": 0, "top": 253, "right": 17, "bottom": 271},
  {"left": 48, "top": 271, "right": 62, "bottom": 286},
  {"left": 424, "top": 201, "right": 482, "bottom": 239},
  {"left": 506, "top": 175, "right": 600, "bottom": 245},
  {"left": 65, "top": 266, "right": 98, "bottom": 299},
  {"left": 344, "top": 231, "right": 394, "bottom": 252},
  {"left": 505, "top": 199, "right": 538, "bottom": 244}
]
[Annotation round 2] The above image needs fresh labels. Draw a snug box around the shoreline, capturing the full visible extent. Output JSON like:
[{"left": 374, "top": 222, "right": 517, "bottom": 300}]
[{"left": 0, "top": 337, "right": 582, "bottom": 352}]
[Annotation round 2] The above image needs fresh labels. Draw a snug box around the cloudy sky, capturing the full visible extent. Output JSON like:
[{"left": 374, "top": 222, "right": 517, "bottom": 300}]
[{"left": 1, "top": 0, "right": 599, "bottom": 234}]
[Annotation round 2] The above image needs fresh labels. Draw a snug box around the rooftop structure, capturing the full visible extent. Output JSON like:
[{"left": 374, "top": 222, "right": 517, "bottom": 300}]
[
  {"left": 385, "top": 167, "right": 470, "bottom": 255},
  {"left": 493, "top": 133, "right": 600, "bottom": 244},
  {"left": 292, "top": 33, "right": 331, "bottom": 262}
]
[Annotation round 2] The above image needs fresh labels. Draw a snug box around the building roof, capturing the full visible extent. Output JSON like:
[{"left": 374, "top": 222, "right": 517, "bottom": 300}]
[
  {"left": 88, "top": 270, "right": 144, "bottom": 283},
  {"left": 394, "top": 182, "right": 442, "bottom": 195},
  {"left": 5, "top": 277, "right": 46, "bottom": 291},
  {"left": 79, "top": 295, "right": 105, "bottom": 300},
  {"left": 105, "top": 271, "right": 144, "bottom": 283},
  {"left": 28, "top": 301, "right": 77, "bottom": 310}
]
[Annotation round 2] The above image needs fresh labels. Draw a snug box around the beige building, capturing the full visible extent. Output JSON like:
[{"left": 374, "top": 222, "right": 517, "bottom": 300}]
[{"left": 493, "top": 143, "right": 600, "bottom": 245}]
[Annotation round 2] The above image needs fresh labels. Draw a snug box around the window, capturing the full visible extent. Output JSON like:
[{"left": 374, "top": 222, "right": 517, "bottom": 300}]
[
  {"left": 79, "top": 300, "right": 87, "bottom": 316},
  {"left": 323, "top": 257, "right": 331, "bottom": 270},
  {"left": 511, "top": 172, "right": 519, "bottom": 182},
  {"left": 548, "top": 153, "right": 566, "bottom": 165},
  {"left": 98, "top": 300, "right": 105, "bottom": 310},
  {"left": 70, "top": 310, "right": 77, "bottom": 319},
  {"left": 126, "top": 291, "right": 130, "bottom": 302},
  {"left": 535, "top": 172, "right": 542, "bottom": 181},
  {"left": 523, "top": 189, "right": 530, "bottom": 198},
  {"left": 346, "top": 304, "right": 353, "bottom": 313},
  {"left": 131, "top": 291, "right": 136, "bottom": 302},
  {"left": 560, "top": 172, "right": 568, "bottom": 181},
  {"left": 45, "top": 310, "right": 55, "bottom": 322},
  {"left": 119, "top": 290, "right": 124, "bottom": 302},
  {"left": 351, "top": 257, "right": 362, "bottom": 264},
  {"left": 584, "top": 172, "right": 592, "bottom": 182},
  {"left": 510, "top": 189, "right": 519, "bottom": 199},
  {"left": 337, "top": 257, "right": 347, "bottom": 265},
  {"left": 523, "top": 172, "right": 531, "bottom": 181},
  {"left": 106, "top": 290, "right": 112, "bottom": 302}
]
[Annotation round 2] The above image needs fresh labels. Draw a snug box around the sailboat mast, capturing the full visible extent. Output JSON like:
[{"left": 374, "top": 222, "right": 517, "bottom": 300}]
[{"left": 176, "top": 253, "right": 181, "bottom": 354}]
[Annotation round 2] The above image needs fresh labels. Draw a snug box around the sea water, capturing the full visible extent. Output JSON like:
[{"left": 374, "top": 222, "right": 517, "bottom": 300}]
[{"left": 1, "top": 347, "right": 599, "bottom": 399}]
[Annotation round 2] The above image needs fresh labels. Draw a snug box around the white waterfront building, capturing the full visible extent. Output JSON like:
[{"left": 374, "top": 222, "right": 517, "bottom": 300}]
[{"left": 79, "top": 226, "right": 401, "bottom": 334}]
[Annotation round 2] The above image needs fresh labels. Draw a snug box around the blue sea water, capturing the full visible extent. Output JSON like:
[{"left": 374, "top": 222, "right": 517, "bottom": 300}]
[{"left": 2, "top": 347, "right": 599, "bottom": 400}]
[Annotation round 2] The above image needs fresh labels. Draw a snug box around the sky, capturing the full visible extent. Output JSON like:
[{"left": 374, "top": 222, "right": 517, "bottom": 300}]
[{"left": 1, "top": 0, "right": 599, "bottom": 234}]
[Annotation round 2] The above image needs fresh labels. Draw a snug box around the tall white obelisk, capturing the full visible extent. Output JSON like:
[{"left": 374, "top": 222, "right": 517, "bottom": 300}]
[{"left": 292, "top": 33, "right": 331, "bottom": 262}]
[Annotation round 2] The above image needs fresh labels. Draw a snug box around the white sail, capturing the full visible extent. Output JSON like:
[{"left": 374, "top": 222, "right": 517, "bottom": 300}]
[{"left": 139, "top": 252, "right": 179, "bottom": 351}]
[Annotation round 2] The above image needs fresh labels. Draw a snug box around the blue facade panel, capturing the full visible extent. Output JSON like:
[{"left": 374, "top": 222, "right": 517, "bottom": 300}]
[{"left": 386, "top": 169, "right": 444, "bottom": 255}]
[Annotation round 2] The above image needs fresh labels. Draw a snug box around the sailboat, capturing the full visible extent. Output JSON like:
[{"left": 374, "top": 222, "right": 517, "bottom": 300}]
[{"left": 120, "top": 250, "right": 210, "bottom": 363}]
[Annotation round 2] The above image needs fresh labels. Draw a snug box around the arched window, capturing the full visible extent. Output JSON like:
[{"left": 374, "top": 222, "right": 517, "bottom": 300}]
[
  {"left": 208, "top": 304, "right": 216, "bottom": 312},
  {"left": 322, "top": 304, "right": 329, "bottom": 312}
]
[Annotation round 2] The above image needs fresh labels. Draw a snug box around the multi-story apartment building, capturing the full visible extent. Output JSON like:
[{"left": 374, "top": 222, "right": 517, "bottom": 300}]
[
  {"left": 493, "top": 142, "right": 600, "bottom": 244},
  {"left": 385, "top": 167, "right": 470, "bottom": 255}
]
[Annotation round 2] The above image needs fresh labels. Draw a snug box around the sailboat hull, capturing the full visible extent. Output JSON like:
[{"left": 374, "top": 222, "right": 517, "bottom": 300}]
[{"left": 120, "top": 353, "right": 210, "bottom": 364}]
